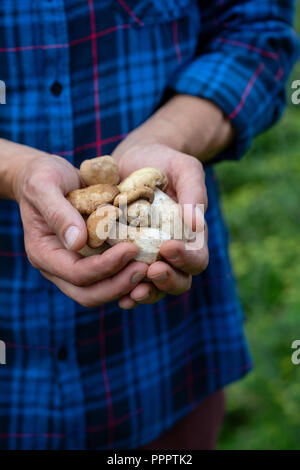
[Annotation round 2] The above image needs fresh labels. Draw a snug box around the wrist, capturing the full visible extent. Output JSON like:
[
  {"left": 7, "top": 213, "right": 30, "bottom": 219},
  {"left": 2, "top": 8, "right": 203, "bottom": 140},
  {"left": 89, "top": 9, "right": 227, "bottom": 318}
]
[
  {"left": 0, "top": 139, "right": 40, "bottom": 201},
  {"left": 151, "top": 94, "right": 235, "bottom": 161},
  {"left": 115, "top": 94, "right": 234, "bottom": 163},
  {"left": 113, "top": 116, "right": 186, "bottom": 166}
]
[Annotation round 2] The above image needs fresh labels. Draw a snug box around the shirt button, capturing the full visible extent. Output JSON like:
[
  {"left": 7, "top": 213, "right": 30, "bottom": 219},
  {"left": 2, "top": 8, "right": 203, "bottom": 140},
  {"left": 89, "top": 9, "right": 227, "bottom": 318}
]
[
  {"left": 50, "top": 81, "right": 63, "bottom": 97},
  {"left": 57, "top": 346, "right": 68, "bottom": 361}
]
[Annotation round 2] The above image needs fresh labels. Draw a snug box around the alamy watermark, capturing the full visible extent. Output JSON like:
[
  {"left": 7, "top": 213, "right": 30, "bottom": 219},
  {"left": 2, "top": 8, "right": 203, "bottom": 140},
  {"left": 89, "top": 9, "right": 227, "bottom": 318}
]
[
  {"left": 92, "top": 201, "right": 205, "bottom": 253},
  {"left": 0, "top": 80, "right": 6, "bottom": 104},
  {"left": 291, "top": 340, "right": 300, "bottom": 365},
  {"left": 291, "top": 80, "right": 300, "bottom": 105},
  {"left": 0, "top": 340, "right": 6, "bottom": 365}
]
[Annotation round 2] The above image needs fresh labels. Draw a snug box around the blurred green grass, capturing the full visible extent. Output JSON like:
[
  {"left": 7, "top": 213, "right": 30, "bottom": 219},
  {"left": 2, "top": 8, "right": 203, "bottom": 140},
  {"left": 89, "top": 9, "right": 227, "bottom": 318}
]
[{"left": 217, "top": 9, "right": 300, "bottom": 450}]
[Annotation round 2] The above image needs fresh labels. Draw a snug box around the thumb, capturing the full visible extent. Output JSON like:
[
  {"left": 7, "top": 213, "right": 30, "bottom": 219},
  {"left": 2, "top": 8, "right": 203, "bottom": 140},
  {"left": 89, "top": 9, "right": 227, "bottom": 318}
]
[
  {"left": 35, "top": 187, "right": 87, "bottom": 251},
  {"left": 174, "top": 160, "right": 207, "bottom": 233}
]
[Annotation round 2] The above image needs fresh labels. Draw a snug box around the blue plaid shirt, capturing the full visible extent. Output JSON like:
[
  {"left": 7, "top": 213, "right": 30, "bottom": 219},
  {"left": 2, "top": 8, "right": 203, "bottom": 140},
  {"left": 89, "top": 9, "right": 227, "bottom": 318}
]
[{"left": 0, "top": 0, "right": 298, "bottom": 450}]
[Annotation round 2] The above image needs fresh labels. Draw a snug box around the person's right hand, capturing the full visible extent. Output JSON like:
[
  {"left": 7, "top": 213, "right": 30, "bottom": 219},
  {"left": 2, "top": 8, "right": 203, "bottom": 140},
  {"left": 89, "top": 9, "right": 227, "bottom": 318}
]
[{"left": 6, "top": 141, "right": 148, "bottom": 307}]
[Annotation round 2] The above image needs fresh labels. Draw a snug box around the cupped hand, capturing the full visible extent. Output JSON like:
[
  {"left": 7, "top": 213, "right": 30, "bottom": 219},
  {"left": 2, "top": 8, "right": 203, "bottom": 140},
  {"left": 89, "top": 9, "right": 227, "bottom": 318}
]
[
  {"left": 112, "top": 142, "right": 209, "bottom": 309},
  {"left": 13, "top": 145, "right": 148, "bottom": 307}
]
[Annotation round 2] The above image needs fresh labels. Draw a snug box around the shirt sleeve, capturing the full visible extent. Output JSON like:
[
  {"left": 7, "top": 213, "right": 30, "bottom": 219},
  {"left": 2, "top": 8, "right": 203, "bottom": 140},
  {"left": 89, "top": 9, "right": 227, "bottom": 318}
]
[{"left": 169, "top": 0, "right": 300, "bottom": 161}]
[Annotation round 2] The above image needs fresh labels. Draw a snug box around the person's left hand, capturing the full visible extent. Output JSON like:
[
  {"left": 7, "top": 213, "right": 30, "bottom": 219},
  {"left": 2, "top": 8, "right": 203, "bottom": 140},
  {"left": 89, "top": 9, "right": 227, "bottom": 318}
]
[{"left": 112, "top": 142, "right": 209, "bottom": 309}]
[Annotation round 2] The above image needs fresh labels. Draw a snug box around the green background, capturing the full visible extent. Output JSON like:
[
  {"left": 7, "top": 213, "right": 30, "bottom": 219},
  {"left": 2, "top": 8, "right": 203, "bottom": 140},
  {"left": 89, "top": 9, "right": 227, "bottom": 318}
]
[{"left": 217, "top": 6, "right": 300, "bottom": 449}]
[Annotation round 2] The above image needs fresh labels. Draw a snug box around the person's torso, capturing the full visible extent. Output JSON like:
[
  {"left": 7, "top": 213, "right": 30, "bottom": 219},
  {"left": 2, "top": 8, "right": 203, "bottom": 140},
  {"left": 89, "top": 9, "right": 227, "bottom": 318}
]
[{"left": 0, "top": 1, "right": 251, "bottom": 450}]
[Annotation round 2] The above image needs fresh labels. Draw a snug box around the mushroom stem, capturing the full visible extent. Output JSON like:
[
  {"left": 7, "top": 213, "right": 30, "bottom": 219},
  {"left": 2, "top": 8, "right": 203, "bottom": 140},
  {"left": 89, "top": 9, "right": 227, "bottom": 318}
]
[
  {"left": 114, "top": 187, "right": 154, "bottom": 207},
  {"left": 114, "top": 167, "right": 168, "bottom": 207},
  {"left": 150, "top": 189, "right": 192, "bottom": 241},
  {"left": 106, "top": 222, "right": 171, "bottom": 264}
]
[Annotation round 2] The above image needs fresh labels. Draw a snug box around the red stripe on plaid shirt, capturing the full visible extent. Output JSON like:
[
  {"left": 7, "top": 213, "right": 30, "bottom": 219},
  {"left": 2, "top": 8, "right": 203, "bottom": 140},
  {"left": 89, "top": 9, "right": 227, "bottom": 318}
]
[
  {"left": 228, "top": 63, "right": 265, "bottom": 120},
  {"left": 86, "top": 408, "right": 142, "bottom": 433},
  {"left": 88, "top": 0, "right": 102, "bottom": 156},
  {"left": 117, "top": 0, "right": 144, "bottom": 26},
  {"left": 275, "top": 67, "right": 284, "bottom": 81},
  {"left": 217, "top": 38, "right": 280, "bottom": 60},
  {"left": 0, "top": 23, "right": 131, "bottom": 52},
  {"left": 0, "top": 409, "right": 143, "bottom": 439},
  {"left": 5, "top": 274, "right": 235, "bottom": 354},
  {"left": 0, "top": 25, "right": 131, "bottom": 52},
  {"left": 0, "top": 43, "right": 68, "bottom": 52},
  {"left": 70, "top": 24, "right": 131, "bottom": 47},
  {"left": 58, "top": 134, "right": 127, "bottom": 156},
  {"left": 99, "top": 305, "right": 115, "bottom": 448},
  {"left": 183, "top": 291, "right": 195, "bottom": 405},
  {"left": 0, "top": 433, "right": 65, "bottom": 439},
  {"left": 172, "top": 21, "right": 182, "bottom": 64}
]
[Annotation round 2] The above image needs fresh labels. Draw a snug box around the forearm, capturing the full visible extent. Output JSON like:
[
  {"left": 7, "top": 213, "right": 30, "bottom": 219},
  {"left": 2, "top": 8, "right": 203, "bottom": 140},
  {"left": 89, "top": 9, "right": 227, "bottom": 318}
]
[
  {"left": 1, "top": 95, "right": 232, "bottom": 201},
  {"left": 0, "top": 139, "right": 19, "bottom": 199},
  {"left": 0, "top": 138, "right": 44, "bottom": 200},
  {"left": 115, "top": 94, "right": 235, "bottom": 163}
]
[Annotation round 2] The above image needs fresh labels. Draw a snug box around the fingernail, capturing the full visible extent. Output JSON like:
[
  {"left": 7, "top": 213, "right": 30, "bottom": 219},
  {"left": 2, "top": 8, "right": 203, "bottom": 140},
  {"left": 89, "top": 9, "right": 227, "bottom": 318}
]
[
  {"left": 194, "top": 205, "right": 205, "bottom": 232},
  {"left": 131, "top": 272, "right": 145, "bottom": 284},
  {"left": 120, "top": 300, "right": 136, "bottom": 310},
  {"left": 151, "top": 272, "right": 168, "bottom": 283},
  {"left": 122, "top": 252, "right": 135, "bottom": 265},
  {"left": 64, "top": 225, "right": 79, "bottom": 249},
  {"left": 166, "top": 250, "right": 179, "bottom": 261},
  {"left": 134, "top": 293, "right": 150, "bottom": 302}
]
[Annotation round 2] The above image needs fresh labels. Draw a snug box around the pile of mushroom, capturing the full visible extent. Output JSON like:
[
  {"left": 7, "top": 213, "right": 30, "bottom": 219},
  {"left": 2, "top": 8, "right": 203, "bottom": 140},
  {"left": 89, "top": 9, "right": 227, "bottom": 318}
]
[{"left": 66, "top": 156, "right": 191, "bottom": 264}]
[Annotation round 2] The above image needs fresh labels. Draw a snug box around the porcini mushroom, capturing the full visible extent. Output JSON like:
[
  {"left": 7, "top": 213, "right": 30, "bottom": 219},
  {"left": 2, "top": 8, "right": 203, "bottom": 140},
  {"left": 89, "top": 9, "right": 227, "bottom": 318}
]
[
  {"left": 106, "top": 222, "right": 172, "bottom": 264},
  {"left": 86, "top": 204, "right": 122, "bottom": 248},
  {"left": 66, "top": 161, "right": 194, "bottom": 265},
  {"left": 80, "top": 155, "right": 119, "bottom": 186},
  {"left": 67, "top": 184, "right": 119, "bottom": 215},
  {"left": 114, "top": 167, "right": 168, "bottom": 207},
  {"left": 151, "top": 189, "right": 192, "bottom": 241}
]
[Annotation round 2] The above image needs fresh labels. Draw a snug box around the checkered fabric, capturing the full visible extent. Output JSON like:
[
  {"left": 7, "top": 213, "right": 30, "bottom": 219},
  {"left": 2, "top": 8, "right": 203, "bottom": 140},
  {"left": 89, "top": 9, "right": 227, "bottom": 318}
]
[{"left": 0, "top": 0, "right": 298, "bottom": 449}]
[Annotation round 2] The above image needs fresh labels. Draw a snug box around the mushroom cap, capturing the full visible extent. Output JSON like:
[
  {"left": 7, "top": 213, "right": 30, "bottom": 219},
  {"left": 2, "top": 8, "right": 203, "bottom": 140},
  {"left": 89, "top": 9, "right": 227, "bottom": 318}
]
[
  {"left": 80, "top": 155, "right": 119, "bottom": 186},
  {"left": 114, "top": 186, "right": 154, "bottom": 207},
  {"left": 67, "top": 184, "right": 119, "bottom": 215},
  {"left": 117, "top": 167, "right": 168, "bottom": 193}
]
